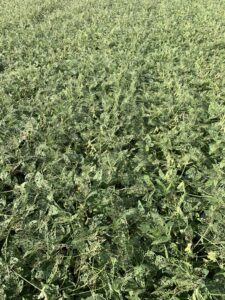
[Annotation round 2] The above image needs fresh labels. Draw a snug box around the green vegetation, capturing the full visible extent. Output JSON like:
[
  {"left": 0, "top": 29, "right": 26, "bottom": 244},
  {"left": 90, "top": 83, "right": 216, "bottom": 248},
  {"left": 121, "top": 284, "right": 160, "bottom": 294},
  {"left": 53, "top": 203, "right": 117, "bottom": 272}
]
[{"left": 1, "top": 0, "right": 225, "bottom": 299}]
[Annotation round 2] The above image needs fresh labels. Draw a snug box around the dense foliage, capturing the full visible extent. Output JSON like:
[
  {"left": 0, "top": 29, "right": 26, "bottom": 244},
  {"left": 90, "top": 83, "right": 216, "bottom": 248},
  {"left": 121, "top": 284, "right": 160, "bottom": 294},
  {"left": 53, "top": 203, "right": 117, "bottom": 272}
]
[{"left": 0, "top": 0, "right": 225, "bottom": 299}]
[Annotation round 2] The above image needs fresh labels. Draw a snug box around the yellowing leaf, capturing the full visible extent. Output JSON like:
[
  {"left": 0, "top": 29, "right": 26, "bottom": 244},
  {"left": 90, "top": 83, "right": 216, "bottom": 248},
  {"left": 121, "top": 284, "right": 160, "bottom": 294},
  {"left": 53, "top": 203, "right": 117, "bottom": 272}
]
[
  {"left": 207, "top": 251, "right": 217, "bottom": 262},
  {"left": 185, "top": 243, "right": 192, "bottom": 254}
]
